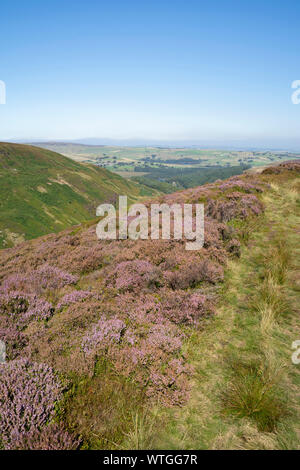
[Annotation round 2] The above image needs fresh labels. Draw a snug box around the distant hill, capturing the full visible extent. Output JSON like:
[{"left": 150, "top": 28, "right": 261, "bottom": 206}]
[{"left": 0, "top": 142, "right": 157, "bottom": 248}]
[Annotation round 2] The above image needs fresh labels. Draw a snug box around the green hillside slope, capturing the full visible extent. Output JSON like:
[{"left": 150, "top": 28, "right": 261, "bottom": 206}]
[{"left": 0, "top": 143, "right": 156, "bottom": 248}]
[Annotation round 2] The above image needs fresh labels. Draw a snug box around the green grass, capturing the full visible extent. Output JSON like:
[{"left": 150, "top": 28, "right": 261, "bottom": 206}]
[
  {"left": 0, "top": 142, "right": 159, "bottom": 248},
  {"left": 151, "top": 175, "right": 300, "bottom": 449}
]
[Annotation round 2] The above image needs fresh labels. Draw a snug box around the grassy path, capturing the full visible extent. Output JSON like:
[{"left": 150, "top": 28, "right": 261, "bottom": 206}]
[{"left": 153, "top": 178, "right": 300, "bottom": 450}]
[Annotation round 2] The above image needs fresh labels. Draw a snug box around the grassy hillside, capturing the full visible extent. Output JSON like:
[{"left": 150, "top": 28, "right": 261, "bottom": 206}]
[
  {"left": 0, "top": 160, "right": 298, "bottom": 449},
  {"left": 0, "top": 143, "right": 157, "bottom": 248}
]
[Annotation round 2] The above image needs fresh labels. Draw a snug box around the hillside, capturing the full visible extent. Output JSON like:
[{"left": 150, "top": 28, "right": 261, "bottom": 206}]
[
  {"left": 0, "top": 143, "right": 157, "bottom": 248},
  {"left": 0, "top": 160, "right": 299, "bottom": 450}
]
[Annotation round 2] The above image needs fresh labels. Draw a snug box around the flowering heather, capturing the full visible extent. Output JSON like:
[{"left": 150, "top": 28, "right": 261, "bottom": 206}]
[
  {"left": 115, "top": 293, "right": 163, "bottom": 324},
  {"left": 10, "top": 423, "right": 81, "bottom": 450},
  {"left": 218, "top": 178, "right": 263, "bottom": 193},
  {"left": 1, "top": 264, "right": 78, "bottom": 294},
  {"left": 160, "top": 289, "right": 215, "bottom": 325},
  {"left": 0, "top": 359, "right": 63, "bottom": 449},
  {"left": 0, "top": 166, "right": 276, "bottom": 443},
  {"left": 147, "top": 324, "right": 184, "bottom": 354},
  {"left": 262, "top": 160, "right": 300, "bottom": 174},
  {"left": 205, "top": 194, "right": 263, "bottom": 222},
  {"left": 57, "top": 290, "right": 94, "bottom": 309},
  {"left": 82, "top": 317, "right": 126, "bottom": 355},
  {"left": 108, "top": 259, "right": 163, "bottom": 291},
  {"left": 0, "top": 327, "right": 27, "bottom": 360},
  {"left": 0, "top": 291, "right": 54, "bottom": 325},
  {"left": 165, "top": 259, "right": 224, "bottom": 289}
]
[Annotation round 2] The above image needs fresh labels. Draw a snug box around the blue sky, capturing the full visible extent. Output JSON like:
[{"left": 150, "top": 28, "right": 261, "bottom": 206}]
[{"left": 1, "top": 0, "right": 300, "bottom": 148}]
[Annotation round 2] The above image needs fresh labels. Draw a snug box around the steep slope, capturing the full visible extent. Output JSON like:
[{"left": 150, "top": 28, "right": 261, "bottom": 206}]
[
  {"left": 0, "top": 143, "right": 157, "bottom": 248},
  {"left": 0, "top": 161, "right": 298, "bottom": 449}
]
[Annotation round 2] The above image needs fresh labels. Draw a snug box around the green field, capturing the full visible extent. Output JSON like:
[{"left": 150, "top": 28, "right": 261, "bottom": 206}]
[
  {"left": 33, "top": 142, "right": 300, "bottom": 175},
  {"left": 32, "top": 142, "right": 300, "bottom": 194}
]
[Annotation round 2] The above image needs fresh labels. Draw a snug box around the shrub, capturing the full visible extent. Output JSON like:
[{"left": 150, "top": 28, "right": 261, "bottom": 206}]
[
  {"left": 82, "top": 317, "right": 126, "bottom": 355},
  {"left": 166, "top": 259, "right": 223, "bottom": 290},
  {"left": 108, "top": 260, "right": 163, "bottom": 292},
  {"left": 0, "top": 359, "right": 63, "bottom": 449},
  {"left": 1, "top": 264, "right": 78, "bottom": 294},
  {"left": 0, "top": 327, "right": 28, "bottom": 360},
  {"left": 160, "top": 289, "right": 215, "bottom": 325},
  {"left": 0, "top": 291, "right": 54, "bottom": 326},
  {"left": 11, "top": 424, "right": 81, "bottom": 450},
  {"left": 57, "top": 290, "right": 94, "bottom": 309}
]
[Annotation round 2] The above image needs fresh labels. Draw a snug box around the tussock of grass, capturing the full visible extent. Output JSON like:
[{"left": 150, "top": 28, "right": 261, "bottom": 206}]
[
  {"left": 254, "top": 276, "right": 287, "bottom": 317},
  {"left": 222, "top": 358, "right": 288, "bottom": 432},
  {"left": 62, "top": 372, "right": 145, "bottom": 450},
  {"left": 261, "top": 238, "right": 291, "bottom": 285},
  {"left": 122, "top": 410, "right": 158, "bottom": 450}
]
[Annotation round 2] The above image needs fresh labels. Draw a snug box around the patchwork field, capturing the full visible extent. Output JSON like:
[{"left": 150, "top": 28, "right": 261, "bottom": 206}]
[
  {"left": 32, "top": 142, "right": 300, "bottom": 194},
  {"left": 33, "top": 142, "right": 300, "bottom": 173}
]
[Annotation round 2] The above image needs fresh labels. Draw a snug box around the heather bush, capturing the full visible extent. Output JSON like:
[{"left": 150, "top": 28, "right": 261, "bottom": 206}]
[
  {"left": 11, "top": 424, "right": 81, "bottom": 450},
  {"left": 262, "top": 160, "right": 300, "bottom": 174},
  {"left": 57, "top": 290, "right": 94, "bottom": 309},
  {"left": 205, "top": 194, "right": 263, "bottom": 222},
  {"left": 115, "top": 293, "right": 163, "bottom": 324},
  {"left": 226, "top": 238, "right": 241, "bottom": 257},
  {"left": 160, "top": 289, "right": 215, "bottom": 325},
  {"left": 82, "top": 317, "right": 126, "bottom": 355},
  {"left": 166, "top": 259, "right": 224, "bottom": 290},
  {"left": 0, "top": 327, "right": 28, "bottom": 360},
  {"left": 113, "top": 345, "right": 192, "bottom": 406},
  {"left": 108, "top": 260, "right": 164, "bottom": 291},
  {"left": 1, "top": 264, "right": 78, "bottom": 294},
  {"left": 0, "top": 359, "right": 63, "bottom": 449},
  {"left": 146, "top": 324, "right": 184, "bottom": 354},
  {"left": 0, "top": 291, "right": 54, "bottom": 326},
  {"left": 218, "top": 178, "right": 263, "bottom": 193}
]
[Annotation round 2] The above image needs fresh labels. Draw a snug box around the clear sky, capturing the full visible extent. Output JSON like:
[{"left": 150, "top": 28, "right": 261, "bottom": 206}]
[{"left": 1, "top": 0, "right": 300, "bottom": 148}]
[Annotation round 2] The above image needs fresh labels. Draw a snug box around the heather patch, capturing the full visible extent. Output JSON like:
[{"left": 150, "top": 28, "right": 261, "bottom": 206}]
[
  {"left": 165, "top": 259, "right": 224, "bottom": 290},
  {"left": 11, "top": 423, "right": 81, "bottom": 450},
  {"left": 1, "top": 264, "right": 78, "bottom": 294},
  {"left": 57, "top": 290, "right": 94, "bottom": 309},
  {"left": 160, "top": 289, "right": 216, "bottom": 325},
  {"left": 0, "top": 359, "right": 63, "bottom": 449},
  {"left": 0, "top": 166, "right": 276, "bottom": 448},
  {"left": 108, "top": 260, "right": 164, "bottom": 292},
  {"left": 0, "top": 291, "right": 54, "bottom": 326}
]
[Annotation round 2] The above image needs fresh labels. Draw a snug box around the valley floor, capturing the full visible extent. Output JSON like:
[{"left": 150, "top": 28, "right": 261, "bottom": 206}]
[{"left": 151, "top": 178, "right": 300, "bottom": 449}]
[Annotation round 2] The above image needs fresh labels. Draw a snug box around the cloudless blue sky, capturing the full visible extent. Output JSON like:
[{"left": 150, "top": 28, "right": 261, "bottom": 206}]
[{"left": 1, "top": 0, "right": 300, "bottom": 148}]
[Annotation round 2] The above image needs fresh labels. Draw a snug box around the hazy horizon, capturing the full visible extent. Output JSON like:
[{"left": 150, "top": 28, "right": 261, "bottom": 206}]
[{"left": 6, "top": 137, "right": 300, "bottom": 153}]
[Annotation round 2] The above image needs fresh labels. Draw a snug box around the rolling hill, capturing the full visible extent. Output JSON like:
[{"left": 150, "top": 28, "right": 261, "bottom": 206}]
[
  {"left": 0, "top": 142, "right": 157, "bottom": 248},
  {"left": 0, "top": 160, "right": 299, "bottom": 449}
]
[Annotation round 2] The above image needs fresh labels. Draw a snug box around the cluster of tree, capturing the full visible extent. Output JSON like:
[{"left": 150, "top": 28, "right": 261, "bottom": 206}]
[{"left": 132, "top": 164, "right": 251, "bottom": 194}]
